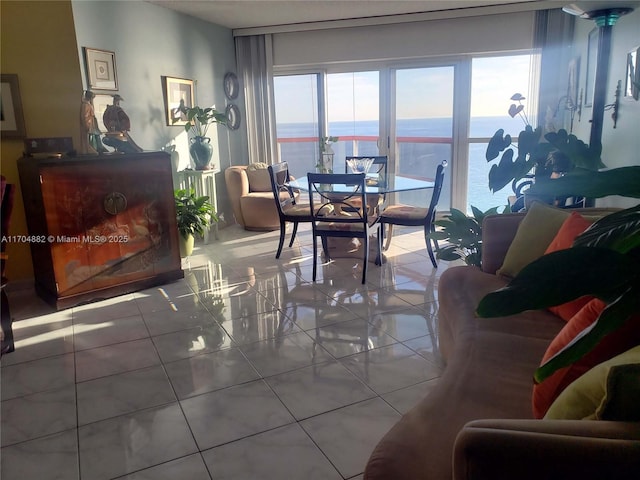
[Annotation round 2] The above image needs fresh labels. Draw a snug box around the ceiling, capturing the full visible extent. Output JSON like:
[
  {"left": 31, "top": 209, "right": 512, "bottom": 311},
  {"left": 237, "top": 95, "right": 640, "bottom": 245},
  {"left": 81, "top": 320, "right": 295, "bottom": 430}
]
[{"left": 146, "top": 0, "right": 547, "bottom": 31}]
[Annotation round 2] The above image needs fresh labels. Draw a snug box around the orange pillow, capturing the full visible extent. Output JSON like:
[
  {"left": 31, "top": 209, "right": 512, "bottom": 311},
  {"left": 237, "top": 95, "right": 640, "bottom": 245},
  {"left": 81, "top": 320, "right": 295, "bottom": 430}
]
[
  {"left": 545, "top": 212, "right": 593, "bottom": 321},
  {"left": 533, "top": 299, "right": 640, "bottom": 418}
]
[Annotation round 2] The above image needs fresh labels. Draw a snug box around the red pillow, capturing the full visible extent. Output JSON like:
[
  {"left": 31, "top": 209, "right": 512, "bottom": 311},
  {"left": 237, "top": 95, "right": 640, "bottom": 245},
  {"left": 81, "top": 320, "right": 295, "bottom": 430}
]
[
  {"left": 533, "top": 299, "right": 640, "bottom": 418},
  {"left": 545, "top": 212, "right": 593, "bottom": 321}
]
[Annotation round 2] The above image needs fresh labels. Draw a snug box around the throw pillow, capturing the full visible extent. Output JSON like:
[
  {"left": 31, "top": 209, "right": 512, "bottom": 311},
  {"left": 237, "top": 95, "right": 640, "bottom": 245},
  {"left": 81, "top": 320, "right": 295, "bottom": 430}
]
[
  {"left": 246, "top": 163, "right": 272, "bottom": 192},
  {"left": 496, "top": 201, "right": 571, "bottom": 278},
  {"left": 545, "top": 212, "right": 594, "bottom": 321},
  {"left": 532, "top": 299, "right": 640, "bottom": 418},
  {"left": 598, "top": 363, "right": 640, "bottom": 421},
  {"left": 544, "top": 345, "right": 640, "bottom": 420}
]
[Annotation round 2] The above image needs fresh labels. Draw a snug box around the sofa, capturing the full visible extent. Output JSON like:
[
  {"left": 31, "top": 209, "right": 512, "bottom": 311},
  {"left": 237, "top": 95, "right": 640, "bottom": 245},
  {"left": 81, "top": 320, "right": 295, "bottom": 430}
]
[
  {"left": 224, "top": 164, "right": 280, "bottom": 231},
  {"left": 364, "top": 205, "right": 640, "bottom": 479}
]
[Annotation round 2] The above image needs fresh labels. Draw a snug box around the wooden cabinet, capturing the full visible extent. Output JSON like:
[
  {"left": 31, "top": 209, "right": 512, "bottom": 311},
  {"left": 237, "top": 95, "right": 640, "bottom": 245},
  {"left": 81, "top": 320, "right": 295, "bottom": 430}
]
[{"left": 18, "top": 152, "right": 183, "bottom": 309}]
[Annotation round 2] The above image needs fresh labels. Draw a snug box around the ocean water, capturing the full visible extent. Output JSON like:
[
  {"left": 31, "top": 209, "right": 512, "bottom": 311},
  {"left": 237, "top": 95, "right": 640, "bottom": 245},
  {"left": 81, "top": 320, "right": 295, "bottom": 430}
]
[{"left": 277, "top": 117, "right": 520, "bottom": 213}]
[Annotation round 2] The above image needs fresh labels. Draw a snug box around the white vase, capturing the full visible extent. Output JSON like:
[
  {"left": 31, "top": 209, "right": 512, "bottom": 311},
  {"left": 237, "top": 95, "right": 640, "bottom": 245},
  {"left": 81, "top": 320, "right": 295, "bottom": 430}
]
[{"left": 179, "top": 233, "right": 195, "bottom": 257}]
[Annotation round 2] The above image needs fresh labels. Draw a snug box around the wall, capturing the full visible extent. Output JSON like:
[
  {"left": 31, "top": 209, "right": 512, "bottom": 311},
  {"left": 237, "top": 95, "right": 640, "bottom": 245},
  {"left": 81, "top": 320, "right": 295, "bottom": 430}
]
[
  {"left": 71, "top": 0, "right": 247, "bottom": 222},
  {"left": 1, "top": 0, "right": 84, "bottom": 281},
  {"left": 272, "top": 11, "right": 536, "bottom": 67},
  {"left": 570, "top": 9, "right": 640, "bottom": 208}
]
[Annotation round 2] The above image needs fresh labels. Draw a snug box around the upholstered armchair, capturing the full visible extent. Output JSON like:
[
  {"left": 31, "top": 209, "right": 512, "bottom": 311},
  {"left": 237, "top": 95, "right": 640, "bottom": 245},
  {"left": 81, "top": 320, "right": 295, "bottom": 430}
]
[{"left": 224, "top": 164, "right": 280, "bottom": 231}]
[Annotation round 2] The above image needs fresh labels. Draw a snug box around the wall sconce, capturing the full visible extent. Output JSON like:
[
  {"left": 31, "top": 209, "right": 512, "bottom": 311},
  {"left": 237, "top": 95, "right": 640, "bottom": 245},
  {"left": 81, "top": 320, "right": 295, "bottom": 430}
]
[
  {"left": 563, "top": 2, "right": 637, "bottom": 146},
  {"left": 605, "top": 80, "right": 622, "bottom": 128}
]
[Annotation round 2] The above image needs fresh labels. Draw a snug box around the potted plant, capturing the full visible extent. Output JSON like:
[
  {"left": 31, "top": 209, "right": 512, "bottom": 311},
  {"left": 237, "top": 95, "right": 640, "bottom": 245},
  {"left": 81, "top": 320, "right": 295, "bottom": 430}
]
[
  {"left": 476, "top": 167, "right": 640, "bottom": 382},
  {"left": 485, "top": 93, "right": 603, "bottom": 196},
  {"left": 179, "top": 106, "right": 228, "bottom": 171},
  {"left": 428, "top": 205, "right": 505, "bottom": 268},
  {"left": 174, "top": 188, "right": 218, "bottom": 257},
  {"left": 317, "top": 136, "right": 339, "bottom": 173}
]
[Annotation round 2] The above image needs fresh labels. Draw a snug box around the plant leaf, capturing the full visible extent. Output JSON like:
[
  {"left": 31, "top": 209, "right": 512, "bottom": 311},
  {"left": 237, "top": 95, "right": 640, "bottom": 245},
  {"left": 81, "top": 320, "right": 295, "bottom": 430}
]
[
  {"left": 527, "top": 167, "right": 640, "bottom": 199},
  {"left": 476, "top": 248, "right": 637, "bottom": 317},
  {"left": 508, "top": 104, "right": 524, "bottom": 118},
  {"left": 534, "top": 288, "right": 640, "bottom": 383},
  {"left": 575, "top": 205, "right": 640, "bottom": 253},
  {"left": 486, "top": 130, "right": 511, "bottom": 161},
  {"left": 510, "top": 93, "right": 525, "bottom": 101}
]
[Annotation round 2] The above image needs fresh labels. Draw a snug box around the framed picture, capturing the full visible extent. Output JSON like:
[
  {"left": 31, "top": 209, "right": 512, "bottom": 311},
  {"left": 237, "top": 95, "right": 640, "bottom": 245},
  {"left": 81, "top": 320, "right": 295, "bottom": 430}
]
[
  {"left": 84, "top": 48, "right": 118, "bottom": 91},
  {"left": 584, "top": 28, "right": 598, "bottom": 107},
  {"left": 163, "top": 76, "right": 194, "bottom": 126},
  {"left": 93, "top": 94, "right": 114, "bottom": 132},
  {"left": 224, "top": 72, "right": 239, "bottom": 100},
  {"left": 625, "top": 45, "right": 640, "bottom": 100},
  {"left": 1, "top": 74, "right": 27, "bottom": 138}
]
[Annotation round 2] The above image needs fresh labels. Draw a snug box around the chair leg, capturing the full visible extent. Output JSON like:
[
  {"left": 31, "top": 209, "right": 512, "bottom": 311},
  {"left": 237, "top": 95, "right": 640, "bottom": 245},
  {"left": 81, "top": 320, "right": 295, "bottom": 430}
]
[
  {"left": 275, "top": 222, "right": 286, "bottom": 259},
  {"left": 312, "top": 234, "right": 318, "bottom": 282},
  {"left": 425, "top": 224, "right": 438, "bottom": 269},
  {"left": 375, "top": 225, "right": 383, "bottom": 266},
  {"left": 430, "top": 223, "right": 440, "bottom": 252},
  {"left": 361, "top": 234, "right": 369, "bottom": 284},
  {"left": 321, "top": 237, "right": 330, "bottom": 260},
  {"left": 289, "top": 222, "right": 299, "bottom": 247},
  {"left": 383, "top": 224, "right": 394, "bottom": 251}
]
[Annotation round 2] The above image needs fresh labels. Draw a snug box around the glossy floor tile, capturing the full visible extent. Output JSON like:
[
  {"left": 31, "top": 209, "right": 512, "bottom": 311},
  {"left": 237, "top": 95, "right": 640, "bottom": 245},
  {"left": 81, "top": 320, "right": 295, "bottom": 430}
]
[{"left": 1, "top": 224, "right": 451, "bottom": 479}]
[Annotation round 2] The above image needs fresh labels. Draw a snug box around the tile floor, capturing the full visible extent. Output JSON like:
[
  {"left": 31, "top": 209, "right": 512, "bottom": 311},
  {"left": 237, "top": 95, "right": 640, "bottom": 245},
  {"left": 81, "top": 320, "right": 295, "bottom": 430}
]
[{"left": 1, "top": 224, "right": 453, "bottom": 480}]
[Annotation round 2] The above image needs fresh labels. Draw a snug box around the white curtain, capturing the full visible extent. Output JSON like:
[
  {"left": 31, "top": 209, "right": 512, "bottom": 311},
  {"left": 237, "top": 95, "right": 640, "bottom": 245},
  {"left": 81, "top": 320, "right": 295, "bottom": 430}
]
[
  {"left": 534, "top": 9, "right": 576, "bottom": 132},
  {"left": 235, "top": 34, "right": 278, "bottom": 165}
]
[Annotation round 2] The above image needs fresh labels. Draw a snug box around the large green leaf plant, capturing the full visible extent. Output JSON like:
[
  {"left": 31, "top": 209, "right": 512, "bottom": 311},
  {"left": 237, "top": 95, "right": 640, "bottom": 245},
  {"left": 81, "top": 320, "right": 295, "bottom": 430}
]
[
  {"left": 180, "top": 106, "right": 228, "bottom": 138},
  {"left": 485, "top": 93, "right": 603, "bottom": 193},
  {"left": 429, "top": 206, "right": 505, "bottom": 268},
  {"left": 476, "top": 167, "right": 640, "bottom": 383},
  {"left": 174, "top": 189, "right": 218, "bottom": 239}
]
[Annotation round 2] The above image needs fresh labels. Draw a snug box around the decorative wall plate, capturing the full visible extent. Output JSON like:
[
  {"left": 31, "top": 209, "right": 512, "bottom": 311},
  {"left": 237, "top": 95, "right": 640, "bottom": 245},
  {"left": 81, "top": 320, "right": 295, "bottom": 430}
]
[
  {"left": 224, "top": 72, "right": 239, "bottom": 100},
  {"left": 226, "top": 104, "right": 241, "bottom": 130}
]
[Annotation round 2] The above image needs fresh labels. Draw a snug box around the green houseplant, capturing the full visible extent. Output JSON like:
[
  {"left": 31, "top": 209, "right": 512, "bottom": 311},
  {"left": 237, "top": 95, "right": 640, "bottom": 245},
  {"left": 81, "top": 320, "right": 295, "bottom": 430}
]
[
  {"left": 485, "top": 93, "right": 603, "bottom": 194},
  {"left": 178, "top": 106, "right": 228, "bottom": 171},
  {"left": 174, "top": 188, "right": 218, "bottom": 257},
  {"left": 428, "top": 205, "right": 505, "bottom": 268},
  {"left": 476, "top": 167, "right": 640, "bottom": 383}
]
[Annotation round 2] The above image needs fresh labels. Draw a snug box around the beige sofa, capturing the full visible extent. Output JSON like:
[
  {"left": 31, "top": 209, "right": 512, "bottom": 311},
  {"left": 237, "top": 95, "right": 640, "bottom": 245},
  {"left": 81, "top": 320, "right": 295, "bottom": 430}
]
[
  {"left": 224, "top": 165, "right": 280, "bottom": 231},
  {"left": 364, "top": 210, "right": 640, "bottom": 480}
]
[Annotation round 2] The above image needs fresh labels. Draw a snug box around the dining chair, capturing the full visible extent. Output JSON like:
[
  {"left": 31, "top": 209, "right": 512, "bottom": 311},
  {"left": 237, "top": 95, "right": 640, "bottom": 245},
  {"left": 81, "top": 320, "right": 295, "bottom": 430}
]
[
  {"left": 345, "top": 155, "right": 388, "bottom": 182},
  {"left": 307, "top": 172, "right": 382, "bottom": 284},
  {"left": 379, "top": 160, "right": 447, "bottom": 268},
  {"left": 345, "top": 156, "right": 388, "bottom": 213},
  {"left": 267, "top": 162, "right": 314, "bottom": 259}
]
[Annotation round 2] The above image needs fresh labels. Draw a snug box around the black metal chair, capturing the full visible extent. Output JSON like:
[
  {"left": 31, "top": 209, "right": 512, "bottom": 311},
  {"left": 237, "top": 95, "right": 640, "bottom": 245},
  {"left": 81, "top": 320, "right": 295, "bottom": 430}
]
[
  {"left": 267, "top": 162, "right": 313, "bottom": 259},
  {"left": 345, "top": 156, "right": 388, "bottom": 213},
  {"left": 345, "top": 155, "right": 388, "bottom": 183},
  {"left": 379, "top": 160, "right": 447, "bottom": 268},
  {"left": 307, "top": 172, "right": 382, "bottom": 284}
]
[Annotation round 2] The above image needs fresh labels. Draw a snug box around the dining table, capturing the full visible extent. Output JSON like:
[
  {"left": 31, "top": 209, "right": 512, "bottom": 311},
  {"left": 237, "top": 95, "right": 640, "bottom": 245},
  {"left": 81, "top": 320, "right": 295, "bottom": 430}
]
[
  {"left": 287, "top": 172, "right": 435, "bottom": 194},
  {"left": 287, "top": 172, "right": 436, "bottom": 264}
]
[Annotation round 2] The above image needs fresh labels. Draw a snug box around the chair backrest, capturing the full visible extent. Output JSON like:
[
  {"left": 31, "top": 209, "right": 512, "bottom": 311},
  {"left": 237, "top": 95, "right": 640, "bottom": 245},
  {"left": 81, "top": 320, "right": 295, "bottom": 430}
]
[
  {"left": 345, "top": 156, "right": 388, "bottom": 184},
  {"left": 427, "top": 160, "right": 447, "bottom": 222},
  {"left": 307, "top": 173, "right": 371, "bottom": 227},
  {"left": 267, "top": 162, "right": 296, "bottom": 217}
]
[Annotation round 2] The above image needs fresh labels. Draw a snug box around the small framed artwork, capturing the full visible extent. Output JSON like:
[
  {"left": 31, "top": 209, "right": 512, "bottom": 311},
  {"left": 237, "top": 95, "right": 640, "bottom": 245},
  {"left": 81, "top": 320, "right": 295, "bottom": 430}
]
[
  {"left": 224, "top": 72, "right": 239, "bottom": 100},
  {"left": 1, "top": 74, "right": 27, "bottom": 139},
  {"left": 584, "top": 28, "right": 598, "bottom": 107},
  {"left": 226, "top": 104, "right": 241, "bottom": 130},
  {"left": 93, "top": 94, "right": 114, "bottom": 132},
  {"left": 163, "top": 76, "right": 194, "bottom": 126},
  {"left": 625, "top": 45, "right": 639, "bottom": 100},
  {"left": 84, "top": 48, "right": 118, "bottom": 91}
]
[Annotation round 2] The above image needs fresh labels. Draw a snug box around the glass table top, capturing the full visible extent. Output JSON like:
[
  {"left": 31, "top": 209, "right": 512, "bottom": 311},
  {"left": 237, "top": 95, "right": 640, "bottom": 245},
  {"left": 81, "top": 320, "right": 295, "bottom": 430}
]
[{"left": 288, "top": 173, "right": 434, "bottom": 194}]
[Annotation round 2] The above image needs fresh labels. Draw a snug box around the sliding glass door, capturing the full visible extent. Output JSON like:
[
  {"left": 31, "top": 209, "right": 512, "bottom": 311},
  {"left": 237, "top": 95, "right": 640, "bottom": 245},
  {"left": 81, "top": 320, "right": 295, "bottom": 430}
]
[
  {"left": 392, "top": 66, "right": 454, "bottom": 209},
  {"left": 273, "top": 52, "right": 538, "bottom": 212},
  {"left": 273, "top": 74, "right": 320, "bottom": 180}
]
